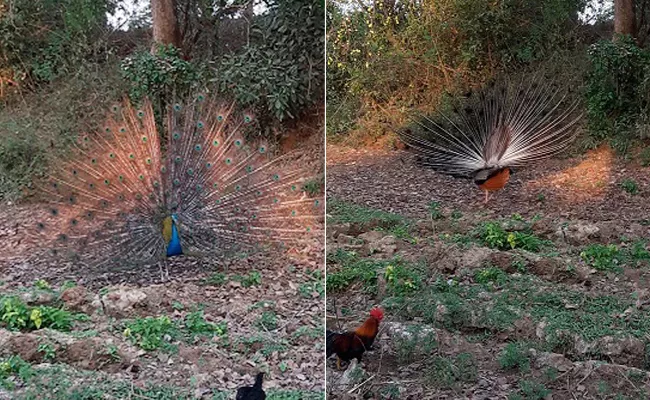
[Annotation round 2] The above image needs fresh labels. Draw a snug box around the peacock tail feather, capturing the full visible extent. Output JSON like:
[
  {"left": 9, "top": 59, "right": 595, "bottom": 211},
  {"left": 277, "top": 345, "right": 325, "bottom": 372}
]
[
  {"left": 32, "top": 95, "right": 323, "bottom": 269},
  {"left": 397, "top": 75, "right": 583, "bottom": 178}
]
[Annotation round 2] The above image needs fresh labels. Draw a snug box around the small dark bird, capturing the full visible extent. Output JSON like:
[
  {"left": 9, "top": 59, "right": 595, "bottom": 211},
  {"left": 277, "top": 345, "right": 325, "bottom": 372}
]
[
  {"left": 326, "top": 308, "right": 384, "bottom": 369},
  {"left": 397, "top": 76, "right": 582, "bottom": 203},
  {"left": 236, "top": 372, "right": 266, "bottom": 400}
]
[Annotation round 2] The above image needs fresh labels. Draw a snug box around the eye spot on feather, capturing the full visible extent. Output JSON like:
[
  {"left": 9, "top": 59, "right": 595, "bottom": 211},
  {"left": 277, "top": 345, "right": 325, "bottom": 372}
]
[
  {"left": 213, "top": 140, "right": 219, "bottom": 147},
  {"left": 91, "top": 158, "right": 97, "bottom": 165},
  {"left": 195, "top": 184, "right": 203, "bottom": 192},
  {"left": 104, "top": 127, "right": 111, "bottom": 133},
  {"left": 153, "top": 181, "right": 160, "bottom": 188},
  {"left": 173, "top": 179, "right": 180, "bottom": 186},
  {"left": 194, "top": 144, "right": 202, "bottom": 152},
  {"left": 111, "top": 105, "right": 119, "bottom": 112},
  {"left": 161, "top": 166, "right": 167, "bottom": 173},
  {"left": 141, "top": 136, "right": 148, "bottom": 143},
  {"left": 255, "top": 190, "right": 262, "bottom": 196},
  {"left": 235, "top": 185, "right": 241, "bottom": 192},
  {"left": 173, "top": 132, "right": 181, "bottom": 140},
  {"left": 103, "top": 179, "right": 110, "bottom": 186},
  {"left": 252, "top": 214, "right": 257, "bottom": 219},
  {"left": 291, "top": 185, "right": 297, "bottom": 191},
  {"left": 306, "top": 227, "right": 311, "bottom": 232},
  {"left": 49, "top": 208, "right": 58, "bottom": 216},
  {"left": 291, "top": 210, "right": 297, "bottom": 216},
  {"left": 314, "top": 200, "right": 320, "bottom": 206},
  {"left": 273, "top": 174, "right": 280, "bottom": 181},
  {"left": 118, "top": 175, "right": 124, "bottom": 182},
  {"left": 243, "top": 115, "right": 252, "bottom": 123},
  {"left": 225, "top": 158, "right": 232, "bottom": 165},
  {"left": 259, "top": 146, "right": 266, "bottom": 154},
  {"left": 119, "top": 127, "right": 126, "bottom": 133},
  {"left": 206, "top": 162, "right": 213, "bottom": 169},
  {"left": 36, "top": 222, "right": 45, "bottom": 231},
  {"left": 212, "top": 182, "right": 218, "bottom": 189},
  {"left": 117, "top": 194, "right": 125, "bottom": 201},
  {"left": 173, "top": 103, "right": 182, "bottom": 111},
  {"left": 197, "top": 94, "right": 205, "bottom": 102},
  {"left": 137, "top": 110, "right": 145, "bottom": 118},
  {"left": 135, "top": 193, "right": 142, "bottom": 200},
  {"left": 72, "top": 170, "right": 78, "bottom": 176},
  {"left": 215, "top": 199, "right": 221, "bottom": 205},
  {"left": 70, "top": 219, "right": 78, "bottom": 226},
  {"left": 109, "top": 153, "right": 116, "bottom": 159},
  {"left": 129, "top": 154, "right": 135, "bottom": 160},
  {"left": 245, "top": 165, "right": 253, "bottom": 173},
  {"left": 100, "top": 200, "right": 109, "bottom": 208},
  {"left": 273, "top": 198, "right": 279, "bottom": 204},
  {"left": 138, "top": 175, "right": 144, "bottom": 181},
  {"left": 234, "top": 139, "right": 242, "bottom": 147},
  {"left": 187, "top": 168, "right": 194, "bottom": 176},
  {"left": 89, "top": 183, "right": 95, "bottom": 189},
  {"left": 217, "top": 115, "right": 224, "bottom": 122},
  {"left": 197, "top": 121, "right": 204, "bottom": 129},
  {"left": 58, "top": 234, "right": 68, "bottom": 243},
  {"left": 85, "top": 211, "right": 94, "bottom": 219}
]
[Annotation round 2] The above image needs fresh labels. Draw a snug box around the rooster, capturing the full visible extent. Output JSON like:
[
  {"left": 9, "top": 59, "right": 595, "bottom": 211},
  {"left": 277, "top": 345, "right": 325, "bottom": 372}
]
[
  {"left": 397, "top": 76, "right": 582, "bottom": 203},
  {"left": 236, "top": 372, "right": 265, "bottom": 400},
  {"left": 326, "top": 308, "right": 384, "bottom": 369}
]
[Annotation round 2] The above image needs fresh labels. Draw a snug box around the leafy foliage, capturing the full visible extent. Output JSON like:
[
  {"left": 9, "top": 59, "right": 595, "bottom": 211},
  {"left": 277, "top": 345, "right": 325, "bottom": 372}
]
[
  {"left": 585, "top": 36, "right": 650, "bottom": 146},
  {"left": 218, "top": 0, "right": 324, "bottom": 121},
  {"left": 0, "top": 296, "right": 79, "bottom": 332}
]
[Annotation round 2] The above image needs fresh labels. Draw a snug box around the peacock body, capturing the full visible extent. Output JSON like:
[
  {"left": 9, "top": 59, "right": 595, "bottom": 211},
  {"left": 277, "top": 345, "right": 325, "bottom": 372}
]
[
  {"left": 32, "top": 94, "right": 322, "bottom": 270},
  {"left": 397, "top": 76, "right": 582, "bottom": 202}
]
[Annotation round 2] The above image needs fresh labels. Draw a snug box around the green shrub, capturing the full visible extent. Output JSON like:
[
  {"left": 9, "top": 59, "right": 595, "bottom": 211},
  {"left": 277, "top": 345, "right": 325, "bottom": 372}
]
[
  {"left": 585, "top": 37, "right": 650, "bottom": 144},
  {"left": 498, "top": 342, "right": 530, "bottom": 372},
  {"left": 0, "top": 296, "right": 78, "bottom": 332},
  {"left": 620, "top": 178, "right": 639, "bottom": 195},
  {"left": 580, "top": 244, "right": 622, "bottom": 272},
  {"left": 123, "top": 316, "right": 178, "bottom": 351}
]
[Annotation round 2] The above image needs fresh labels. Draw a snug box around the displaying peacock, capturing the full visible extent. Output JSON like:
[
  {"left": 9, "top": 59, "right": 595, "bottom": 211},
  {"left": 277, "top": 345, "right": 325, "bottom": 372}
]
[
  {"left": 397, "top": 75, "right": 582, "bottom": 203},
  {"left": 31, "top": 94, "right": 323, "bottom": 273}
]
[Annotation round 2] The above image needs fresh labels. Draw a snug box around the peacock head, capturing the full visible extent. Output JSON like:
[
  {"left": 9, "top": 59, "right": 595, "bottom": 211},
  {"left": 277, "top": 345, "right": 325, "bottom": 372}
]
[{"left": 170, "top": 213, "right": 179, "bottom": 226}]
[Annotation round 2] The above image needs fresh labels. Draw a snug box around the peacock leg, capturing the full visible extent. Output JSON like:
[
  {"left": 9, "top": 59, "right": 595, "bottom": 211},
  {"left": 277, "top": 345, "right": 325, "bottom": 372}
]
[
  {"left": 158, "top": 257, "right": 169, "bottom": 282},
  {"left": 484, "top": 190, "right": 489, "bottom": 204}
]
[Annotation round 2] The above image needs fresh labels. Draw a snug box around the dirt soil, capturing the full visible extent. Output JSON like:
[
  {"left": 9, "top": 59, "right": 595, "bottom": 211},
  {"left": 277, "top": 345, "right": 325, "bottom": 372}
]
[{"left": 326, "top": 144, "right": 650, "bottom": 399}]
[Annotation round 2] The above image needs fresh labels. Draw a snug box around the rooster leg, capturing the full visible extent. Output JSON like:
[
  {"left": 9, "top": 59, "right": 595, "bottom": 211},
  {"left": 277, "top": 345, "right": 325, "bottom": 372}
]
[
  {"left": 336, "top": 357, "right": 342, "bottom": 370},
  {"left": 484, "top": 190, "right": 489, "bottom": 204}
]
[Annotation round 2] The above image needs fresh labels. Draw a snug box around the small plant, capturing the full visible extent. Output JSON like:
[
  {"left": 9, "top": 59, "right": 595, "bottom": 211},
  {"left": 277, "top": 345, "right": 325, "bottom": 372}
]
[
  {"left": 580, "top": 244, "right": 622, "bottom": 272},
  {"left": 0, "top": 356, "right": 34, "bottom": 390},
  {"left": 123, "top": 316, "right": 178, "bottom": 351},
  {"left": 102, "top": 344, "right": 121, "bottom": 362},
  {"left": 428, "top": 201, "right": 443, "bottom": 220},
  {"left": 0, "top": 296, "right": 78, "bottom": 332},
  {"left": 184, "top": 310, "right": 227, "bottom": 338},
  {"left": 384, "top": 264, "right": 421, "bottom": 294},
  {"left": 451, "top": 210, "right": 463, "bottom": 220},
  {"left": 299, "top": 270, "right": 325, "bottom": 298},
  {"left": 256, "top": 311, "right": 279, "bottom": 331},
  {"left": 536, "top": 193, "right": 546, "bottom": 202},
  {"left": 34, "top": 279, "right": 51, "bottom": 290},
  {"left": 620, "top": 179, "right": 639, "bottom": 195},
  {"left": 37, "top": 342, "right": 56, "bottom": 361},
  {"left": 478, "top": 221, "right": 545, "bottom": 252},
  {"left": 498, "top": 342, "right": 530, "bottom": 372},
  {"left": 475, "top": 267, "right": 508, "bottom": 287},
  {"left": 237, "top": 271, "right": 262, "bottom": 288}
]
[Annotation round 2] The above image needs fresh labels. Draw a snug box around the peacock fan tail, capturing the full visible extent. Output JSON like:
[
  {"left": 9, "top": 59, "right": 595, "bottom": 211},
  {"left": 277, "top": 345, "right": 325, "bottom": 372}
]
[
  {"left": 397, "top": 75, "right": 583, "bottom": 180},
  {"left": 32, "top": 94, "right": 323, "bottom": 270}
]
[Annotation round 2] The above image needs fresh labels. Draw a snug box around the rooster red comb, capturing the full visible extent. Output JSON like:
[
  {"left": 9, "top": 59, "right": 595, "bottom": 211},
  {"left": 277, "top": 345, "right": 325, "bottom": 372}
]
[{"left": 370, "top": 307, "right": 384, "bottom": 320}]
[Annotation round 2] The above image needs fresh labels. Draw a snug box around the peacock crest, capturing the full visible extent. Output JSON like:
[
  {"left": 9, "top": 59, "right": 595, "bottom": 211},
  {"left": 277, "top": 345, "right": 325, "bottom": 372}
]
[{"left": 32, "top": 94, "right": 323, "bottom": 270}]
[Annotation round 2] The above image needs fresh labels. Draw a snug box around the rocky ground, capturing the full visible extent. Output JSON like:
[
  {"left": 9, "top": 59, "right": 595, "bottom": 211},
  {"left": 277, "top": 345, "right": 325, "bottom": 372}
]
[
  {"left": 0, "top": 205, "right": 325, "bottom": 399},
  {"left": 326, "top": 145, "right": 650, "bottom": 399}
]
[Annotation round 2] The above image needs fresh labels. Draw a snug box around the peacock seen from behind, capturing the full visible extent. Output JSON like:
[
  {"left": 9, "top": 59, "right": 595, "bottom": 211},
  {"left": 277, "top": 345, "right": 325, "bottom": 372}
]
[
  {"left": 33, "top": 94, "right": 322, "bottom": 271},
  {"left": 397, "top": 76, "right": 582, "bottom": 203}
]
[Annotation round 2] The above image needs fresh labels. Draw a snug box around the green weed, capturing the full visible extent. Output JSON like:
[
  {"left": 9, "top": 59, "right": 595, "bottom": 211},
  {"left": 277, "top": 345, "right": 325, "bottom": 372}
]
[
  {"left": 620, "top": 179, "right": 639, "bottom": 195},
  {"left": 498, "top": 342, "right": 531, "bottom": 372},
  {"left": 123, "top": 316, "right": 178, "bottom": 351}
]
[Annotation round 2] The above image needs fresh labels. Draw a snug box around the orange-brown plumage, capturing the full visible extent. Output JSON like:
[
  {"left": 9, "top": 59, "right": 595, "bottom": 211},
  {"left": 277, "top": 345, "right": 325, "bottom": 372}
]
[
  {"left": 477, "top": 168, "right": 510, "bottom": 192},
  {"left": 326, "top": 308, "right": 384, "bottom": 368}
]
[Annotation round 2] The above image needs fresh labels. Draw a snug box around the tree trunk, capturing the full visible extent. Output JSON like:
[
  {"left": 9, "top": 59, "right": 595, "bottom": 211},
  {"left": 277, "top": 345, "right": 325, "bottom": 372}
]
[
  {"left": 614, "top": 0, "right": 636, "bottom": 38},
  {"left": 151, "top": 0, "right": 181, "bottom": 51}
]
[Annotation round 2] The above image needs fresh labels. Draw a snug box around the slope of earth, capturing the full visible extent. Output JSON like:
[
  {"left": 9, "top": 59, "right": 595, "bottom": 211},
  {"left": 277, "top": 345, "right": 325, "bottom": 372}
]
[{"left": 326, "top": 145, "right": 650, "bottom": 399}]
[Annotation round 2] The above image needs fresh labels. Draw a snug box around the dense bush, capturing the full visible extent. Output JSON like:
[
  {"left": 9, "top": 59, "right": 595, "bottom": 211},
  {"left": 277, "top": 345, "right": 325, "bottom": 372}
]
[
  {"left": 218, "top": 0, "right": 324, "bottom": 121},
  {"left": 585, "top": 36, "right": 650, "bottom": 146}
]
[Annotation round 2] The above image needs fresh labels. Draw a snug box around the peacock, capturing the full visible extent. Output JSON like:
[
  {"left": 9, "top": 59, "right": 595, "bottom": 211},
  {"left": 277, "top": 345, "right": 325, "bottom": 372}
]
[
  {"left": 397, "top": 75, "right": 582, "bottom": 203},
  {"left": 31, "top": 94, "right": 323, "bottom": 275}
]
